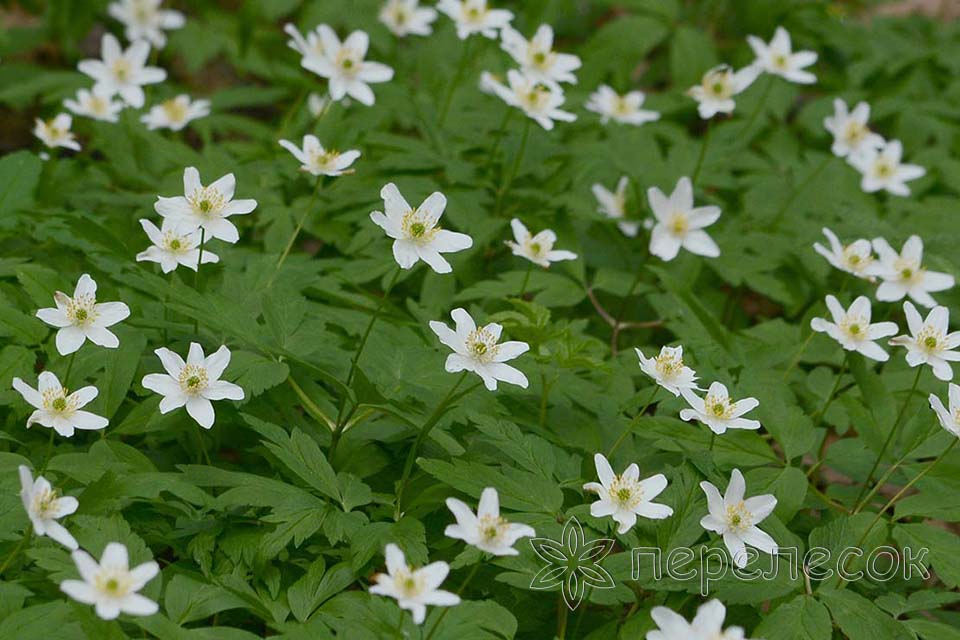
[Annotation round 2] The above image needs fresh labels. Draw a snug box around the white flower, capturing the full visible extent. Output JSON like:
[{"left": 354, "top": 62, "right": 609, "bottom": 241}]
[
  {"left": 746, "top": 26, "right": 817, "bottom": 84},
  {"left": 872, "top": 236, "right": 953, "bottom": 308},
  {"left": 141, "top": 343, "right": 244, "bottom": 429},
  {"left": 308, "top": 92, "right": 329, "bottom": 117},
  {"left": 60, "top": 542, "right": 159, "bottom": 620},
  {"left": 370, "top": 183, "right": 473, "bottom": 273},
  {"left": 284, "top": 23, "right": 327, "bottom": 68},
  {"left": 108, "top": 0, "right": 185, "bottom": 49},
  {"left": 141, "top": 95, "right": 210, "bottom": 131},
  {"left": 592, "top": 177, "right": 638, "bottom": 237},
  {"left": 18, "top": 465, "right": 79, "bottom": 550},
  {"left": 437, "top": 0, "right": 513, "bottom": 40},
  {"left": 687, "top": 64, "right": 759, "bottom": 119},
  {"left": 154, "top": 166, "right": 258, "bottom": 244},
  {"left": 64, "top": 88, "right": 125, "bottom": 123},
  {"left": 278, "top": 135, "right": 360, "bottom": 177},
  {"left": 77, "top": 34, "right": 166, "bottom": 108},
  {"left": 585, "top": 85, "right": 659, "bottom": 126},
  {"left": 929, "top": 383, "right": 960, "bottom": 439},
  {"left": 369, "top": 544, "right": 460, "bottom": 625},
  {"left": 700, "top": 469, "right": 778, "bottom": 568},
  {"left": 583, "top": 453, "right": 672, "bottom": 535},
  {"left": 380, "top": 0, "right": 438, "bottom": 37},
  {"left": 680, "top": 382, "right": 760, "bottom": 435},
  {"left": 299, "top": 25, "right": 394, "bottom": 107},
  {"left": 429, "top": 308, "right": 528, "bottom": 391},
  {"left": 12, "top": 372, "right": 108, "bottom": 437},
  {"left": 36, "top": 274, "right": 130, "bottom": 355},
  {"left": 635, "top": 346, "right": 698, "bottom": 397},
  {"left": 647, "top": 177, "right": 721, "bottom": 261},
  {"left": 444, "top": 487, "right": 535, "bottom": 555},
  {"left": 810, "top": 295, "right": 898, "bottom": 362},
  {"left": 889, "top": 302, "right": 960, "bottom": 382},
  {"left": 648, "top": 600, "right": 754, "bottom": 640},
  {"left": 813, "top": 227, "right": 879, "bottom": 281},
  {"left": 34, "top": 114, "right": 81, "bottom": 151},
  {"left": 849, "top": 140, "right": 925, "bottom": 197},
  {"left": 500, "top": 24, "right": 581, "bottom": 87},
  {"left": 481, "top": 70, "right": 575, "bottom": 130},
  {"left": 823, "top": 99, "right": 884, "bottom": 160},
  {"left": 136, "top": 218, "right": 219, "bottom": 274},
  {"left": 505, "top": 218, "right": 576, "bottom": 268}
]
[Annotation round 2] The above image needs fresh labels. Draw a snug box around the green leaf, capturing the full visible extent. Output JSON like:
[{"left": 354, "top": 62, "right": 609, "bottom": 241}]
[{"left": 754, "top": 595, "right": 832, "bottom": 640}]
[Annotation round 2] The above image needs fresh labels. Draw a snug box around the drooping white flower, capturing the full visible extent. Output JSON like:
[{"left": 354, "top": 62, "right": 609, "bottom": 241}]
[
  {"left": 810, "top": 295, "right": 898, "bottom": 362},
  {"left": 823, "top": 99, "right": 884, "bottom": 160},
  {"left": 154, "top": 166, "right": 258, "bottom": 244},
  {"left": 107, "top": 0, "right": 185, "bottom": 49},
  {"left": 500, "top": 25, "right": 581, "bottom": 87},
  {"left": 34, "top": 114, "right": 81, "bottom": 151},
  {"left": 299, "top": 25, "right": 394, "bottom": 107},
  {"left": 429, "top": 308, "right": 528, "bottom": 391},
  {"left": 635, "top": 346, "right": 699, "bottom": 397},
  {"left": 872, "top": 236, "right": 954, "bottom": 308},
  {"left": 648, "top": 600, "right": 755, "bottom": 640},
  {"left": 64, "top": 88, "right": 125, "bottom": 123},
  {"left": 592, "top": 177, "right": 638, "bottom": 237},
  {"left": 370, "top": 183, "right": 473, "bottom": 274},
  {"left": 77, "top": 34, "right": 166, "bottom": 108},
  {"left": 437, "top": 0, "right": 513, "bottom": 40},
  {"left": 849, "top": 140, "right": 925, "bottom": 197},
  {"left": 687, "top": 64, "right": 759, "bottom": 119},
  {"left": 680, "top": 382, "right": 760, "bottom": 435},
  {"left": 35, "top": 274, "right": 130, "bottom": 355},
  {"left": 647, "top": 177, "right": 721, "bottom": 261},
  {"left": 505, "top": 218, "right": 576, "bottom": 268},
  {"left": 284, "top": 23, "right": 327, "bottom": 69},
  {"left": 60, "top": 542, "right": 159, "bottom": 620},
  {"left": 585, "top": 85, "right": 659, "bottom": 126},
  {"left": 12, "top": 372, "right": 108, "bottom": 437},
  {"left": 813, "top": 227, "right": 879, "bottom": 281},
  {"left": 308, "top": 92, "right": 329, "bottom": 117},
  {"left": 746, "top": 26, "right": 817, "bottom": 84},
  {"left": 380, "top": 0, "right": 438, "bottom": 37},
  {"left": 700, "top": 469, "right": 778, "bottom": 568},
  {"left": 889, "top": 302, "right": 960, "bottom": 382},
  {"left": 369, "top": 544, "right": 460, "bottom": 625},
  {"left": 278, "top": 135, "right": 360, "bottom": 177},
  {"left": 136, "top": 218, "right": 219, "bottom": 274},
  {"left": 141, "top": 95, "right": 210, "bottom": 131},
  {"left": 480, "top": 70, "right": 576, "bottom": 130},
  {"left": 583, "top": 453, "right": 673, "bottom": 535},
  {"left": 444, "top": 487, "right": 535, "bottom": 555},
  {"left": 141, "top": 343, "right": 244, "bottom": 429},
  {"left": 19, "top": 465, "right": 79, "bottom": 550},
  {"left": 929, "top": 383, "right": 960, "bottom": 439}
]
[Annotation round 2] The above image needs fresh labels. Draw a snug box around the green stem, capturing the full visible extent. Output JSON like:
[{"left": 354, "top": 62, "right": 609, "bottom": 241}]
[
  {"left": 557, "top": 595, "right": 569, "bottom": 640},
  {"left": 494, "top": 118, "right": 530, "bottom": 217},
  {"left": 0, "top": 530, "right": 32, "bottom": 577},
  {"left": 837, "top": 438, "right": 958, "bottom": 589},
  {"left": 287, "top": 376, "right": 335, "bottom": 430},
  {"left": 737, "top": 73, "right": 774, "bottom": 138},
  {"left": 690, "top": 120, "right": 712, "bottom": 185},
  {"left": 518, "top": 262, "right": 533, "bottom": 297},
  {"left": 393, "top": 606, "right": 405, "bottom": 638},
  {"left": 770, "top": 155, "right": 834, "bottom": 229},
  {"left": 272, "top": 176, "right": 325, "bottom": 282},
  {"left": 192, "top": 228, "right": 206, "bottom": 334},
  {"left": 853, "top": 367, "right": 924, "bottom": 511},
  {"left": 195, "top": 425, "right": 211, "bottom": 466},
  {"left": 709, "top": 432, "right": 717, "bottom": 452},
  {"left": 483, "top": 107, "right": 514, "bottom": 175},
  {"left": 394, "top": 372, "right": 471, "bottom": 519},
  {"left": 438, "top": 39, "right": 472, "bottom": 126},
  {"left": 38, "top": 428, "right": 55, "bottom": 474},
  {"left": 607, "top": 386, "right": 659, "bottom": 457},
  {"left": 63, "top": 351, "right": 76, "bottom": 388},
  {"left": 424, "top": 561, "right": 482, "bottom": 640},
  {"left": 811, "top": 351, "right": 849, "bottom": 426},
  {"left": 782, "top": 330, "right": 815, "bottom": 381}
]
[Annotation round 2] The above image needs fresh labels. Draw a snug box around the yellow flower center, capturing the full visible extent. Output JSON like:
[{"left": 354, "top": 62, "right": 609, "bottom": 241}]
[
  {"left": 42, "top": 387, "right": 76, "bottom": 415},
  {"left": 31, "top": 487, "right": 60, "bottom": 519},
  {"left": 669, "top": 213, "right": 688, "bottom": 236},
  {"left": 178, "top": 364, "right": 209, "bottom": 394},
  {"left": 773, "top": 54, "right": 788, "bottom": 69},
  {"left": 465, "top": 327, "right": 499, "bottom": 363},
  {"left": 95, "top": 570, "right": 132, "bottom": 598},
  {"left": 608, "top": 475, "right": 643, "bottom": 509},
  {"left": 401, "top": 208, "right": 439, "bottom": 244},
  {"left": 725, "top": 502, "right": 752, "bottom": 532},
  {"left": 66, "top": 294, "right": 97, "bottom": 326},
  {"left": 704, "top": 393, "right": 734, "bottom": 420},
  {"left": 188, "top": 186, "right": 227, "bottom": 218},
  {"left": 162, "top": 98, "right": 189, "bottom": 123},
  {"left": 654, "top": 351, "right": 683, "bottom": 378},
  {"left": 112, "top": 58, "right": 131, "bottom": 82},
  {"left": 917, "top": 326, "right": 944, "bottom": 353}
]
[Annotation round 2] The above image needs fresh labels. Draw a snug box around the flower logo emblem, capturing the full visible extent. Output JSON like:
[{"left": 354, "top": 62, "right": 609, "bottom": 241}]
[{"left": 529, "top": 516, "right": 616, "bottom": 610}]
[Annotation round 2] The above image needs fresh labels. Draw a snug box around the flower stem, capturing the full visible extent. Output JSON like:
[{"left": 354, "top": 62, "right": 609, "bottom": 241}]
[
  {"left": 424, "top": 561, "right": 482, "bottom": 640},
  {"left": 853, "top": 366, "right": 924, "bottom": 511},
  {"left": 193, "top": 228, "right": 206, "bottom": 334},
  {"left": 0, "top": 530, "right": 32, "bottom": 577},
  {"left": 518, "top": 262, "right": 533, "bottom": 297},
  {"left": 394, "top": 372, "right": 471, "bottom": 519},
  {"left": 770, "top": 155, "right": 834, "bottom": 229},
  {"left": 607, "top": 386, "right": 659, "bottom": 457},
  {"left": 195, "top": 425, "right": 211, "bottom": 466},
  {"left": 690, "top": 119, "right": 712, "bottom": 185},
  {"left": 272, "top": 176, "right": 325, "bottom": 282},
  {"left": 494, "top": 118, "right": 531, "bottom": 217},
  {"left": 63, "top": 351, "right": 76, "bottom": 388},
  {"left": 709, "top": 432, "right": 717, "bottom": 452},
  {"left": 811, "top": 351, "right": 849, "bottom": 426},
  {"left": 837, "top": 438, "right": 958, "bottom": 589},
  {"left": 38, "top": 428, "right": 55, "bottom": 474},
  {"left": 330, "top": 267, "right": 403, "bottom": 458},
  {"left": 737, "top": 73, "right": 774, "bottom": 138},
  {"left": 438, "top": 39, "right": 472, "bottom": 126},
  {"left": 483, "top": 106, "right": 514, "bottom": 175},
  {"left": 393, "top": 606, "right": 405, "bottom": 638}
]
